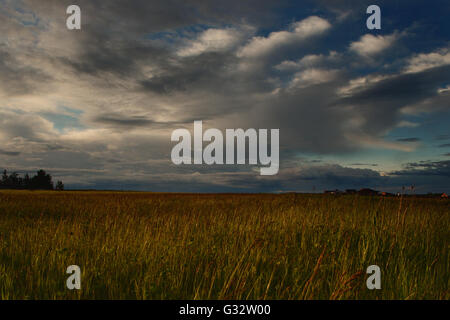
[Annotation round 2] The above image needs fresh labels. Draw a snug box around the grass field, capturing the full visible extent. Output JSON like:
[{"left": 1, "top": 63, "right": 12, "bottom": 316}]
[{"left": 0, "top": 190, "right": 448, "bottom": 300}]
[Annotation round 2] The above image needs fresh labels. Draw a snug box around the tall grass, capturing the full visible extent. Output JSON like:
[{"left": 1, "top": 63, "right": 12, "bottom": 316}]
[{"left": 0, "top": 191, "right": 448, "bottom": 299}]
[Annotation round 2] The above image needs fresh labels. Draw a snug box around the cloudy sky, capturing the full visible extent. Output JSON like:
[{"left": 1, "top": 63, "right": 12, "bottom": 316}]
[{"left": 1, "top": 0, "right": 449, "bottom": 193}]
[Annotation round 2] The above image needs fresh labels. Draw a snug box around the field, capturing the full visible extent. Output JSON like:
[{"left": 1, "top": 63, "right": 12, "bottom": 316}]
[{"left": 0, "top": 190, "right": 448, "bottom": 300}]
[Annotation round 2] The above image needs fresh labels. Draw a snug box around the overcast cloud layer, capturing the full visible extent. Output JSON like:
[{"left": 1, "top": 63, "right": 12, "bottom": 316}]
[{"left": 0, "top": 0, "right": 449, "bottom": 193}]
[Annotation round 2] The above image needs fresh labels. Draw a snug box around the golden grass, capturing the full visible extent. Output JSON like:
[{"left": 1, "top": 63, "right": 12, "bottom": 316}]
[{"left": 0, "top": 190, "right": 448, "bottom": 299}]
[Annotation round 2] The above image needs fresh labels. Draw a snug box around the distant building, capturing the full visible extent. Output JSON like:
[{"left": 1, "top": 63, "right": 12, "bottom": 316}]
[
  {"left": 345, "top": 189, "right": 357, "bottom": 194},
  {"left": 358, "top": 188, "right": 379, "bottom": 196}
]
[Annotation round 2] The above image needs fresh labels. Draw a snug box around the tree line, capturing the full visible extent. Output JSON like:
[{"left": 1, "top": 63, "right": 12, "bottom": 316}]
[{"left": 0, "top": 169, "right": 64, "bottom": 190}]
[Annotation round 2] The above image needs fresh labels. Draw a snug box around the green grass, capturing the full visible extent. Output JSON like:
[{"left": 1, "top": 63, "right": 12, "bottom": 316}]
[{"left": 0, "top": 190, "right": 448, "bottom": 299}]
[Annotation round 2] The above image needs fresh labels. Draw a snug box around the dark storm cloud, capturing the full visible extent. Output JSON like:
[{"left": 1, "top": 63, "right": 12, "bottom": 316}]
[
  {"left": 435, "top": 134, "right": 450, "bottom": 140},
  {"left": 392, "top": 160, "right": 450, "bottom": 177},
  {"left": 0, "top": 48, "right": 51, "bottom": 96},
  {"left": 0, "top": 149, "right": 21, "bottom": 156},
  {"left": 261, "top": 84, "right": 355, "bottom": 153},
  {"left": 139, "top": 52, "right": 240, "bottom": 95},
  {"left": 210, "top": 161, "right": 450, "bottom": 193},
  {"left": 1, "top": 0, "right": 449, "bottom": 192},
  {"left": 283, "top": 164, "right": 383, "bottom": 186},
  {"left": 349, "top": 67, "right": 450, "bottom": 107},
  {"left": 336, "top": 65, "right": 450, "bottom": 136},
  {"left": 93, "top": 115, "right": 190, "bottom": 128},
  {"left": 94, "top": 115, "right": 157, "bottom": 127},
  {"left": 79, "top": 0, "right": 284, "bottom": 32},
  {"left": 438, "top": 143, "right": 450, "bottom": 148},
  {"left": 397, "top": 138, "right": 420, "bottom": 142},
  {"left": 24, "top": 0, "right": 283, "bottom": 79},
  {"left": 5, "top": 0, "right": 446, "bottom": 152},
  {"left": 61, "top": 43, "right": 169, "bottom": 77},
  {"left": 24, "top": 0, "right": 283, "bottom": 29}
]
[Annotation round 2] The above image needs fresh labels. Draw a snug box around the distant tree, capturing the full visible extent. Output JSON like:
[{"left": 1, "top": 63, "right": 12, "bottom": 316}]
[
  {"left": 0, "top": 169, "right": 61, "bottom": 190},
  {"left": 30, "top": 170, "right": 54, "bottom": 190},
  {"left": 55, "top": 180, "right": 64, "bottom": 191},
  {"left": 9, "top": 172, "right": 19, "bottom": 189},
  {"left": 23, "top": 173, "right": 31, "bottom": 189},
  {"left": 1, "top": 169, "right": 8, "bottom": 187}
]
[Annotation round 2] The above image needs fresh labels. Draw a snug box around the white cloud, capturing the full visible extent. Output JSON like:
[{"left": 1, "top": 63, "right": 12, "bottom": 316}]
[
  {"left": 177, "top": 28, "right": 244, "bottom": 57},
  {"left": 404, "top": 48, "right": 450, "bottom": 73},
  {"left": 275, "top": 51, "right": 340, "bottom": 71},
  {"left": 437, "top": 85, "right": 450, "bottom": 94},
  {"left": 396, "top": 121, "right": 420, "bottom": 128},
  {"left": 349, "top": 33, "right": 398, "bottom": 57},
  {"left": 289, "top": 68, "right": 338, "bottom": 88},
  {"left": 238, "top": 16, "right": 331, "bottom": 58},
  {"left": 337, "top": 74, "right": 389, "bottom": 97}
]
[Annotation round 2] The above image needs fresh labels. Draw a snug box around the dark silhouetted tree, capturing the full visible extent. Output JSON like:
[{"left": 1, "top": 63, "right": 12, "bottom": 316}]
[
  {"left": 1, "top": 170, "right": 8, "bottom": 187},
  {"left": 0, "top": 169, "right": 61, "bottom": 190},
  {"left": 55, "top": 180, "right": 64, "bottom": 191},
  {"left": 23, "top": 173, "right": 31, "bottom": 189},
  {"left": 9, "top": 172, "right": 19, "bottom": 188},
  {"left": 30, "top": 170, "right": 54, "bottom": 190}
]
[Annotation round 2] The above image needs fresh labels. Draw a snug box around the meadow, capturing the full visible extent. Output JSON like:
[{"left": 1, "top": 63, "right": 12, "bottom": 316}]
[{"left": 0, "top": 190, "right": 448, "bottom": 299}]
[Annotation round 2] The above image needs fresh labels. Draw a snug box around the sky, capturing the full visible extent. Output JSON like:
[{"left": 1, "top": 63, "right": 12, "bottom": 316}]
[{"left": 0, "top": 0, "right": 449, "bottom": 193}]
